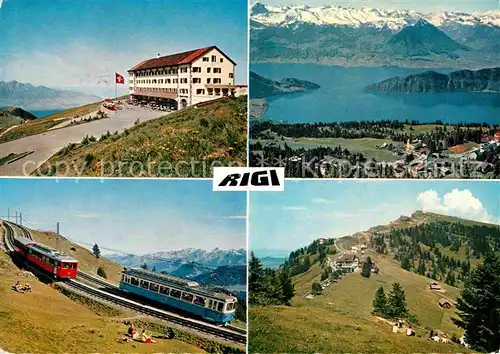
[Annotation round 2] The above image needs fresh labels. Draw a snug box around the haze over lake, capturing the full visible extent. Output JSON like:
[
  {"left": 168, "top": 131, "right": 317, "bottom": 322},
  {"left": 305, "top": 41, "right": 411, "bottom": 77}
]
[{"left": 251, "top": 64, "right": 500, "bottom": 125}]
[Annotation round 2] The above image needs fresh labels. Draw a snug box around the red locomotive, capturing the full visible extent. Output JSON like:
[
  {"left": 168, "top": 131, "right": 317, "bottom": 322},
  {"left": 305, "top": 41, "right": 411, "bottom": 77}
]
[{"left": 13, "top": 236, "right": 78, "bottom": 278}]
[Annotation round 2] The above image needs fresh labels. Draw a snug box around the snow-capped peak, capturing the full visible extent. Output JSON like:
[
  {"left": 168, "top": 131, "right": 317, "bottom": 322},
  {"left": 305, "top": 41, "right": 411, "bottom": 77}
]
[{"left": 250, "top": 3, "right": 500, "bottom": 30}]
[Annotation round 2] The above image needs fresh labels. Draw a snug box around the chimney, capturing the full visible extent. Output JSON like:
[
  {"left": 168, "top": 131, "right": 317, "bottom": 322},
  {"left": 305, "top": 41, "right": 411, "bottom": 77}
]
[{"left": 157, "top": 53, "right": 161, "bottom": 58}]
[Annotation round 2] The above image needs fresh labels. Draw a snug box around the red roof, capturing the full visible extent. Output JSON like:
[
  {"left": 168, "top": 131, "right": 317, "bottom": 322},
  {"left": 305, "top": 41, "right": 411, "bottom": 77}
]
[{"left": 128, "top": 46, "right": 236, "bottom": 72}]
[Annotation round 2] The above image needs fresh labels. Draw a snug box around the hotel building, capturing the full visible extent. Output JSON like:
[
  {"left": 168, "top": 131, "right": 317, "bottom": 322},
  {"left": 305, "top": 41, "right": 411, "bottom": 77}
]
[{"left": 128, "top": 46, "right": 244, "bottom": 109}]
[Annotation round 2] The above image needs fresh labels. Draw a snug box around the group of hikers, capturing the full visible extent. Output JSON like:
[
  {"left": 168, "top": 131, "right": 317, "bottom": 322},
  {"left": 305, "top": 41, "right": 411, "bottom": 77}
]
[
  {"left": 11, "top": 281, "right": 32, "bottom": 293},
  {"left": 392, "top": 319, "right": 415, "bottom": 337},
  {"left": 124, "top": 324, "right": 156, "bottom": 344}
]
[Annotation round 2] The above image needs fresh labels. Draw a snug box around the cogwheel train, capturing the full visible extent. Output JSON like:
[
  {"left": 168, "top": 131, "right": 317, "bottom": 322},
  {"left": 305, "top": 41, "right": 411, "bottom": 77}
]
[
  {"left": 119, "top": 268, "right": 237, "bottom": 325},
  {"left": 12, "top": 236, "right": 78, "bottom": 279}
]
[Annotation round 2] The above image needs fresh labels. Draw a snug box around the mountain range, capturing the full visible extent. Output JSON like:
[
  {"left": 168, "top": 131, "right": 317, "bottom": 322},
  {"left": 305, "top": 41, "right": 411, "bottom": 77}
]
[
  {"left": 107, "top": 248, "right": 247, "bottom": 286},
  {"left": 0, "top": 81, "right": 101, "bottom": 111},
  {"left": 250, "top": 3, "right": 500, "bottom": 68}
]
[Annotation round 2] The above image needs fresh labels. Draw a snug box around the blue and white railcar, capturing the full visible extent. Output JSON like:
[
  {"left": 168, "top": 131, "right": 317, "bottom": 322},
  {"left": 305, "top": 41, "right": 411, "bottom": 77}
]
[{"left": 119, "top": 268, "right": 237, "bottom": 325}]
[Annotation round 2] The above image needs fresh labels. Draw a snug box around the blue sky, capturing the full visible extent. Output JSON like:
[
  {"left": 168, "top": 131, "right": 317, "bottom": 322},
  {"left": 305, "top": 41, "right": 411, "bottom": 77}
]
[
  {"left": 258, "top": 0, "right": 499, "bottom": 13},
  {"left": 0, "top": 0, "right": 248, "bottom": 97},
  {"left": 250, "top": 181, "right": 500, "bottom": 257},
  {"left": 0, "top": 179, "right": 246, "bottom": 254}
]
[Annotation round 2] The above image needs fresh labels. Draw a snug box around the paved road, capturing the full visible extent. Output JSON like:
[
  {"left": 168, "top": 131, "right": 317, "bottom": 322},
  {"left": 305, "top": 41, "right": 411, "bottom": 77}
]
[{"left": 0, "top": 106, "right": 167, "bottom": 176}]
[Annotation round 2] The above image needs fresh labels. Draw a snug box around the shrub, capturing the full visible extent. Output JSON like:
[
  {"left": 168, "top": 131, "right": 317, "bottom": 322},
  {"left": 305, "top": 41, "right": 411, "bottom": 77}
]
[{"left": 97, "top": 267, "right": 107, "bottom": 279}]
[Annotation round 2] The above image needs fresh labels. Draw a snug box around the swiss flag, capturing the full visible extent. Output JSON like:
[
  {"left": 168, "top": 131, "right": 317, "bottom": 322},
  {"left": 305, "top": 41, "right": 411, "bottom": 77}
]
[{"left": 115, "top": 73, "right": 125, "bottom": 84}]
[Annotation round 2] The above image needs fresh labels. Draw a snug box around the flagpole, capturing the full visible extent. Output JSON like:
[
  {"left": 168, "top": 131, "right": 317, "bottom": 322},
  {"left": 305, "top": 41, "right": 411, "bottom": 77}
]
[{"left": 115, "top": 77, "right": 117, "bottom": 101}]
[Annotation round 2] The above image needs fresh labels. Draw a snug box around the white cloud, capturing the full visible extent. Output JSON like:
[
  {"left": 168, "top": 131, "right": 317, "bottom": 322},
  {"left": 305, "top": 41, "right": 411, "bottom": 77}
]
[
  {"left": 282, "top": 206, "right": 308, "bottom": 211},
  {"left": 312, "top": 198, "right": 336, "bottom": 204},
  {"left": 416, "top": 189, "right": 495, "bottom": 224},
  {"left": 221, "top": 215, "right": 247, "bottom": 220}
]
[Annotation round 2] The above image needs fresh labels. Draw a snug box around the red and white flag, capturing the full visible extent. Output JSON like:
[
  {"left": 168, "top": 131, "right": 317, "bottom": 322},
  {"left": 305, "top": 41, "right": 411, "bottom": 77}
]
[{"left": 115, "top": 73, "right": 125, "bottom": 84}]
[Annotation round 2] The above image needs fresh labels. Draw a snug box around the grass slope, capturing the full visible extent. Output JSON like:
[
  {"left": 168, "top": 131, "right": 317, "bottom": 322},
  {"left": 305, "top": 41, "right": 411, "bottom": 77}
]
[
  {"left": 0, "top": 230, "right": 203, "bottom": 353},
  {"left": 0, "top": 102, "right": 101, "bottom": 143},
  {"left": 35, "top": 96, "right": 247, "bottom": 177},
  {"left": 28, "top": 229, "right": 123, "bottom": 284},
  {"left": 250, "top": 251, "right": 468, "bottom": 353}
]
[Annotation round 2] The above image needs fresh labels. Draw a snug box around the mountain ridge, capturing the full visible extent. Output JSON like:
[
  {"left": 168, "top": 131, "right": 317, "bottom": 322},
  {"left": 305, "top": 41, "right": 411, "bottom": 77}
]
[
  {"left": 251, "top": 3, "right": 500, "bottom": 30},
  {"left": 249, "top": 71, "right": 320, "bottom": 99},
  {"left": 364, "top": 67, "right": 500, "bottom": 93},
  {"left": 0, "top": 80, "right": 101, "bottom": 111}
]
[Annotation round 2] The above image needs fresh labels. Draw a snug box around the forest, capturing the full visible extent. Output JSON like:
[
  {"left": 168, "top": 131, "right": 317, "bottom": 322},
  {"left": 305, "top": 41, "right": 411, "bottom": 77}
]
[{"left": 371, "top": 220, "right": 500, "bottom": 286}]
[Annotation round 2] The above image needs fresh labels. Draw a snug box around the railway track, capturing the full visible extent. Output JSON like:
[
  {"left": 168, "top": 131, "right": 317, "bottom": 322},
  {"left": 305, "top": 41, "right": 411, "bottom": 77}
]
[
  {"left": 77, "top": 270, "right": 119, "bottom": 289},
  {"left": 6, "top": 221, "right": 247, "bottom": 344},
  {"left": 63, "top": 279, "right": 246, "bottom": 344},
  {"left": 2, "top": 221, "right": 17, "bottom": 252}
]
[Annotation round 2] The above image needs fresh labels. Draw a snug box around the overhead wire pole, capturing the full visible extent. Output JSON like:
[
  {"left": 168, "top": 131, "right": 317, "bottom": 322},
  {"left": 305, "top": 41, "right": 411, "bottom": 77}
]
[{"left": 56, "top": 222, "right": 60, "bottom": 252}]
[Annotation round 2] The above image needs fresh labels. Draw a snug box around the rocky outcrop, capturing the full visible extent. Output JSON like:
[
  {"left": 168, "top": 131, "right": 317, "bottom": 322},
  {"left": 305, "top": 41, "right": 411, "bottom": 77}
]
[
  {"left": 364, "top": 67, "right": 500, "bottom": 93},
  {"left": 250, "top": 71, "right": 320, "bottom": 99}
]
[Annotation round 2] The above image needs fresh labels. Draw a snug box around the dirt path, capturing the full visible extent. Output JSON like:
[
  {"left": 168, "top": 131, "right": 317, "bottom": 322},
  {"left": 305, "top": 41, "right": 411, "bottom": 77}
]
[{"left": 0, "top": 106, "right": 167, "bottom": 176}]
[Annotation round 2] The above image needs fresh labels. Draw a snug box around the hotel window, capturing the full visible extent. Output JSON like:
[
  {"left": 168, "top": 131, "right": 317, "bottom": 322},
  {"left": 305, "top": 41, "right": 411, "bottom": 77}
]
[
  {"left": 207, "top": 78, "right": 211, "bottom": 84},
  {"left": 207, "top": 68, "right": 211, "bottom": 73},
  {"left": 213, "top": 78, "right": 221, "bottom": 84},
  {"left": 208, "top": 88, "right": 214, "bottom": 95},
  {"left": 192, "top": 78, "right": 201, "bottom": 84},
  {"left": 229, "top": 73, "right": 234, "bottom": 78},
  {"left": 173, "top": 79, "right": 178, "bottom": 83},
  {"left": 181, "top": 78, "right": 188, "bottom": 84},
  {"left": 213, "top": 68, "right": 221, "bottom": 74},
  {"left": 196, "top": 89, "right": 205, "bottom": 95},
  {"left": 166, "top": 79, "right": 171, "bottom": 84},
  {"left": 211, "top": 55, "right": 216, "bottom": 62},
  {"left": 203, "top": 57, "right": 209, "bottom": 62},
  {"left": 220, "top": 58, "right": 224, "bottom": 63},
  {"left": 193, "top": 67, "right": 201, "bottom": 73},
  {"left": 181, "top": 67, "right": 188, "bottom": 73}
]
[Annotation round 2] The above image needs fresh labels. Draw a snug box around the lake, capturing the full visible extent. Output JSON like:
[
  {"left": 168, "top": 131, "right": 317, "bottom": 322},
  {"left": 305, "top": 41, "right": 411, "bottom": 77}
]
[
  {"left": 0, "top": 107, "right": 63, "bottom": 118},
  {"left": 31, "top": 109, "right": 63, "bottom": 118},
  {"left": 251, "top": 63, "right": 500, "bottom": 125}
]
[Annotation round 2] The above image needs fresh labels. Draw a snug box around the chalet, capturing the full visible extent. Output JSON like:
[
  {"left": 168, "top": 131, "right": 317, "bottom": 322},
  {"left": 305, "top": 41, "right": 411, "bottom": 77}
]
[
  {"left": 429, "top": 282, "right": 442, "bottom": 291},
  {"left": 318, "top": 238, "right": 326, "bottom": 245},
  {"left": 438, "top": 298, "right": 454, "bottom": 309}
]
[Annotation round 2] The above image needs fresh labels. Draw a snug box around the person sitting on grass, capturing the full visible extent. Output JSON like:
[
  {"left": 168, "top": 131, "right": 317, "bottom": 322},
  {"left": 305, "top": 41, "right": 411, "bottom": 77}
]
[
  {"left": 140, "top": 330, "right": 156, "bottom": 344},
  {"left": 12, "top": 281, "right": 24, "bottom": 293},
  {"left": 23, "top": 283, "right": 32, "bottom": 292},
  {"left": 127, "top": 324, "right": 136, "bottom": 337},
  {"left": 406, "top": 325, "right": 415, "bottom": 337}
]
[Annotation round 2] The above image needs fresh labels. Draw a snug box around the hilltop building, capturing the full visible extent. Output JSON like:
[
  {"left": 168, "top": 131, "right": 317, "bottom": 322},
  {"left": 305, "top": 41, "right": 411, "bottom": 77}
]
[
  {"left": 335, "top": 253, "right": 359, "bottom": 273},
  {"left": 128, "top": 46, "right": 244, "bottom": 109}
]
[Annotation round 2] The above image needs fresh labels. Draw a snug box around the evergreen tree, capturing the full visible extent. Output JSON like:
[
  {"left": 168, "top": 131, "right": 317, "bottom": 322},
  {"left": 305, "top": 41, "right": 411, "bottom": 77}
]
[
  {"left": 140, "top": 262, "right": 148, "bottom": 270},
  {"left": 372, "top": 286, "right": 387, "bottom": 316},
  {"left": 279, "top": 270, "right": 295, "bottom": 305},
  {"left": 249, "top": 252, "right": 265, "bottom": 304},
  {"left": 453, "top": 253, "right": 500, "bottom": 352},
  {"left": 92, "top": 243, "right": 101, "bottom": 259},
  {"left": 361, "top": 257, "right": 372, "bottom": 278},
  {"left": 152, "top": 265, "right": 157, "bottom": 272},
  {"left": 387, "top": 282, "right": 408, "bottom": 318},
  {"left": 418, "top": 258, "right": 426, "bottom": 275},
  {"left": 312, "top": 282, "right": 322, "bottom": 295}
]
